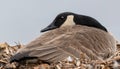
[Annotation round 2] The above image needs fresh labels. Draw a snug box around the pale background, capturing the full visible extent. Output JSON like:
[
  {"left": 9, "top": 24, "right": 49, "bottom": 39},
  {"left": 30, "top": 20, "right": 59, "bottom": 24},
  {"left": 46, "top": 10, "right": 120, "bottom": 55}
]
[{"left": 0, "top": 0, "right": 119, "bottom": 45}]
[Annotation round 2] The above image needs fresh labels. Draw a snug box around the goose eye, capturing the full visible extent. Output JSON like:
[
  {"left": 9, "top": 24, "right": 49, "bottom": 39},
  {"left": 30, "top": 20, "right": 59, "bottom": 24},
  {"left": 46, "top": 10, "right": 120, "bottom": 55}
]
[
  {"left": 59, "top": 16, "right": 64, "bottom": 20},
  {"left": 61, "top": 16, "right": 64, "bottom": 19}
]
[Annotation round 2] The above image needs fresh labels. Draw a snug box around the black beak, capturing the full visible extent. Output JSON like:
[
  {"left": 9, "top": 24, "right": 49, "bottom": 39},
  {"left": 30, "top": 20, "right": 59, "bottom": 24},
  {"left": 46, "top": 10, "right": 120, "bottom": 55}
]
[{"left": 41, "top": 24, "right": 57, "bottom": 32}]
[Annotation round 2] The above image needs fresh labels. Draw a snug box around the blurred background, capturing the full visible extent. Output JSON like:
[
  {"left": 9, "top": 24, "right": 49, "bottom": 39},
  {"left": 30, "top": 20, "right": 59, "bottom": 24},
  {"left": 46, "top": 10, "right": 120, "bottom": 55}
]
[{"left": 0, "top": 0, "right": 119, "bottom": 45}]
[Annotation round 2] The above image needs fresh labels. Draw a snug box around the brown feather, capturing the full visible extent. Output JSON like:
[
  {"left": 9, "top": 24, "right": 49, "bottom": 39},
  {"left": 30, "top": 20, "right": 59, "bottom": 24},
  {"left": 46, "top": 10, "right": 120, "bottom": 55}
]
[{"left": 13, "top": 25, "right": 116, "bottom": 63}]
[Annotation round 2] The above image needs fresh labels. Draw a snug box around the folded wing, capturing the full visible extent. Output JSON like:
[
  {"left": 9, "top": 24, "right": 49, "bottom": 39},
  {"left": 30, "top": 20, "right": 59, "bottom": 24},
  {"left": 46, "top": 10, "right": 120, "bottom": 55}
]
[{"left": 10, "top": 26, "right": 116, "bottom": 63}]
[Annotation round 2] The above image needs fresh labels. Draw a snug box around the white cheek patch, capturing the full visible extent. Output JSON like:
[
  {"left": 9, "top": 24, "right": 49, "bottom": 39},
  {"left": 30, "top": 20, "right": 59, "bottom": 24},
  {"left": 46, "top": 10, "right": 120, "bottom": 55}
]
[{"left": 61, "top": 15, "right": 75, "bottom": 27}]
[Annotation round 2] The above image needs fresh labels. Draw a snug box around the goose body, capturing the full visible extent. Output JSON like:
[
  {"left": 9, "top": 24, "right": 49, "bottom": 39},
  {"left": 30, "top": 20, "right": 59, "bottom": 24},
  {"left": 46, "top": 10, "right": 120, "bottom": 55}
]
[{"left": 10, "top": 12, "right": 116, "bottom": 63}]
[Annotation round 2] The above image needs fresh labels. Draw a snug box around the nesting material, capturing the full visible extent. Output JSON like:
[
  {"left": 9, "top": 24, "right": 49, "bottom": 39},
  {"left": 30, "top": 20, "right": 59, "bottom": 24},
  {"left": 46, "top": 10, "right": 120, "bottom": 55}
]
[
  {"left": 1, "top": 42, "right": 120, "bottom": 69},
  {"left": 0, "top": 42, "right": 22, "bottom": 69}
]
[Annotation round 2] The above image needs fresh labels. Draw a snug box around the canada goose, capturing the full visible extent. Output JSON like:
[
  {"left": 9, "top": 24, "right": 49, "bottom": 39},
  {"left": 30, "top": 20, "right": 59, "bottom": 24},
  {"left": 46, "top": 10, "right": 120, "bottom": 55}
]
[{"left": 10, "top": 12, "right": 116, "bottom": 64}]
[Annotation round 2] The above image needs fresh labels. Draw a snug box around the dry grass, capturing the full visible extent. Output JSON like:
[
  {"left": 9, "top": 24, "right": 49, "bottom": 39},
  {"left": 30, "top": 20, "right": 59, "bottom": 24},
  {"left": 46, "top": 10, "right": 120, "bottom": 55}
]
[{"left": 0, "top": 42, "right": 120, "bottom": 69}]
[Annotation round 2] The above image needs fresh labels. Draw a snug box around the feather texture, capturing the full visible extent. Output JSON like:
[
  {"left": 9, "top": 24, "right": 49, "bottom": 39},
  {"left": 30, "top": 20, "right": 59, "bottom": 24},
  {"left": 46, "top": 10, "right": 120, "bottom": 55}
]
[{"left": 10, "top": 25, "right": 116, "bottom": 63}]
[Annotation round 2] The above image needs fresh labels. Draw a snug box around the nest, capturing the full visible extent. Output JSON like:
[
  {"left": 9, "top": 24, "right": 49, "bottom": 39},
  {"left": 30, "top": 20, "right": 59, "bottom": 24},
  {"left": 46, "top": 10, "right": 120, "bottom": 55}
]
[{"left": 0, "top": 42, "right": 120, "bottom": 69}]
